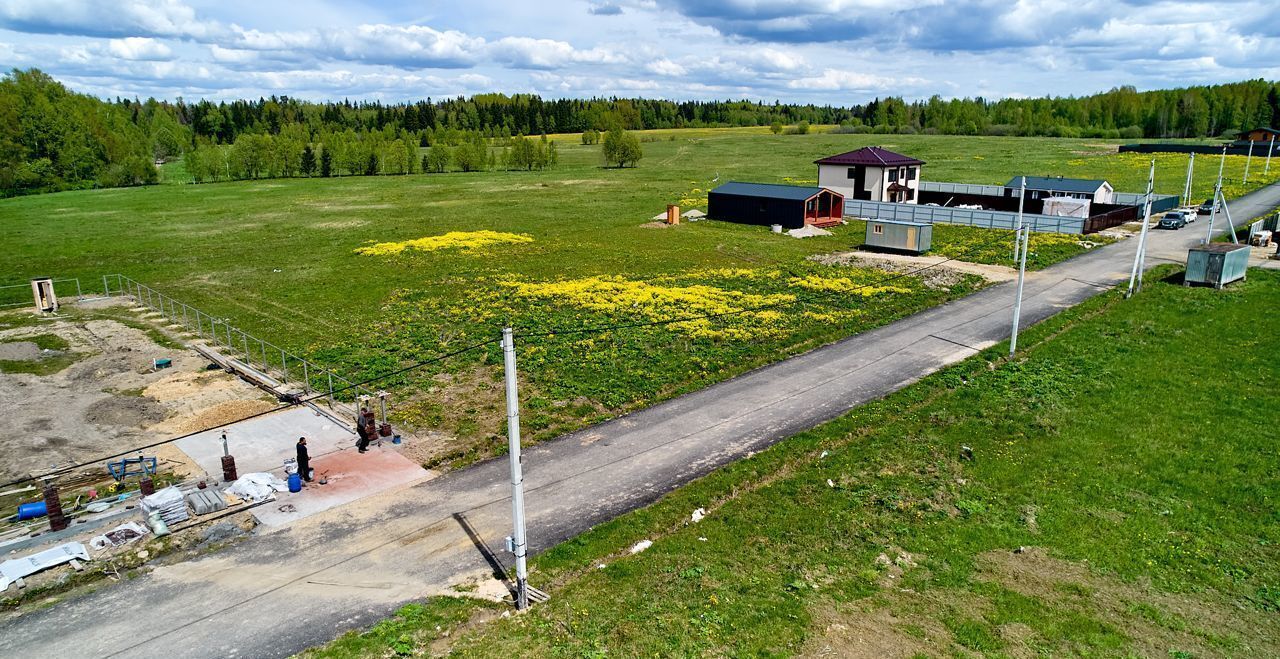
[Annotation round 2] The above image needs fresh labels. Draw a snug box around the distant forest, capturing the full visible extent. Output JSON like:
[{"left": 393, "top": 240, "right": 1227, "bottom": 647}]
[{"left": 1, "top": 68, "right": 1277, "bottom": 196}]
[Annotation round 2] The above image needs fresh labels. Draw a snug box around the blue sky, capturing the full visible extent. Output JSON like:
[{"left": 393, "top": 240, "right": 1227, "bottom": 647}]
[{"left": 1, "top": 0, "right": 1277, "bottom": 104}]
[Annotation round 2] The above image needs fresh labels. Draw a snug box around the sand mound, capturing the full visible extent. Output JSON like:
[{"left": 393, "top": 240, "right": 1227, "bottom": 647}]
[{"left": 172, "top": 399, "right": 279, "bottom": 434}]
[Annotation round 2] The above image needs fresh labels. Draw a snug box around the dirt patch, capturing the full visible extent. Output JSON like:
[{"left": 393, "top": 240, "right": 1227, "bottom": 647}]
[
  {"left": 84, "top": 396, "right": 169, "bottom": 428},
  {"left": 977, "top": 547, "right": 1277, "bottom": 657},
  {"left": 803, "top": 547, "right": 1277, "bottom": 657},
  {"left": 639, "top": 221, "right": 674, "bottom": 229},
  {"left": 396, "top": 365, "right": 505, "bottom": 468},
  {"left": 803, "top": 601, "right": 949, "bottom": 658},
  {"left": 312, "top": 220, "right": 369, "bottom": 230},
  {"left": 0, "top": 304, "right": 285, "bottom": 481},
  {"left": 813, "top": 251, "right": 1014, "bottom": 289},
  {"left": 0, "top": 341, "right": 41, "bottom": 361}
]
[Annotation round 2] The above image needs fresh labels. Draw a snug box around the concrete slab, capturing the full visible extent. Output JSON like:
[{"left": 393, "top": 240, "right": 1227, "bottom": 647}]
[
  {"left": 252, "top": 447, "right": 430, "bottom": 527},
  {"left": 175, "top": 406, "right": 357, "bottom": 478}
]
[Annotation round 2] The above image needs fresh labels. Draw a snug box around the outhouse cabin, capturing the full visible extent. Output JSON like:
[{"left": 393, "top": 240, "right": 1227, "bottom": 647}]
[
  {"left": 864, "top": 219, "right": 932, "bottom": 254},
  {"left": 708, "top": 182, "right": 844, "bottom": 230}
]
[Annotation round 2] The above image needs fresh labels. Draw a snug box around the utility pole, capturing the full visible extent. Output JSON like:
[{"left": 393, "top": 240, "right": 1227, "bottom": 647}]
[
  {"left": 1243, "top": 139, "right": 1254, "bottom": 185},
  {"left": 1266, "top": 135, "right": 1275, "bottom": 176},
  {"left": 501, "top": 327, "right": 529, "bottom": 610},
  {"left": 1126, "top": 160, "right": 1156, "bottom": 298},
  {"left": 1182, "top": 151, "right": 1194, "bottom": 206},
  {"left": 1207, "top": 147, "right": 1226, "bottom": 244},
  {"left": 1008, "top": 178, "right": 1029, "bottom": 359}
]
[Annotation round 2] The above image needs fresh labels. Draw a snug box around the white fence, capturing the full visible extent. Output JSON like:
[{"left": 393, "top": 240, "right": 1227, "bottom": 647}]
[
  {"left": 919, "top": 181, "right": 1181, "bottom": 213},
  {"left": 843, "top": 199, "right": 1087, "bottom": 234}
]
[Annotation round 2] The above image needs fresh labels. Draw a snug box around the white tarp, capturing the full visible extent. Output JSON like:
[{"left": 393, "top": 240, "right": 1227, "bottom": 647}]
[
  {"left": 1043, "top": 196, "right": 1091, "bottom": 218},
  {"left": 0, "top": 542, "right": 90, "bottom": 591},
  {"left": 226, "top": 472, "right": 287, "bottom": 503}
]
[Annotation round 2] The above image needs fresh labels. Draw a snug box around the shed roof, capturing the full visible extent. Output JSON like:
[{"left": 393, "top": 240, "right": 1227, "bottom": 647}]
[
  {"left": 1006, "top": 176, "right": 1109, "bottom": 193},
  {"left": 867, "top": 219, "right": 931, "bottom": 228},
  {"left": 710, "top": 181, "right": 828, "bottom": 201},
  {"left": 815, "top": 146, "right": 924, "bottom": 167}
]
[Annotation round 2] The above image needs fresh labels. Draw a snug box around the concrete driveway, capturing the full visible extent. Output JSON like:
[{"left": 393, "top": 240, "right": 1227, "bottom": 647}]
[{"left": 2, "top": 184, "right": 1277, "bottom": 659}]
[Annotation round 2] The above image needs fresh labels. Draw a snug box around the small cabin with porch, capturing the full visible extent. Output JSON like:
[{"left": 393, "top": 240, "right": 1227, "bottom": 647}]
[
  {"left": 815, "top": 146, "right": 925, "bottom": 204},
  {"left": 708, "top": 182, "right": 844, "bottom": 230}
]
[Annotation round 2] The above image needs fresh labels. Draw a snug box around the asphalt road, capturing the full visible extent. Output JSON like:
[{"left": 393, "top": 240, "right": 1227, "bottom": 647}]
[{"left": 3, "top": 184, "right": 1277, "bottom": 659}]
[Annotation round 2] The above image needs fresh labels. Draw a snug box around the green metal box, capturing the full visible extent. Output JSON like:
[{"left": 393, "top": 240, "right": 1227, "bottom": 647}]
[
  {"left": 1185, "top": 243, "right": 1249, "bottom": 289},
  {"left": 865, "top": 219, "right": 933, "bottom": 254}
]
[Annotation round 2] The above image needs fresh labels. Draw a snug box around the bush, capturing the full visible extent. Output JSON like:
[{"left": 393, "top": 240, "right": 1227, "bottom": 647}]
[{"left": 1119, "top": 125, "right": 1144, "bottom": 139}]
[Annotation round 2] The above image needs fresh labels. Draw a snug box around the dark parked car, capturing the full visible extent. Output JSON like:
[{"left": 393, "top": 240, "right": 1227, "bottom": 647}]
[
  {"left": 1197, "top": 199, "right": 1216, "bottom": 215},
  {"left": 1158, "top": 214, "right": 1188, "bottom": 230}
]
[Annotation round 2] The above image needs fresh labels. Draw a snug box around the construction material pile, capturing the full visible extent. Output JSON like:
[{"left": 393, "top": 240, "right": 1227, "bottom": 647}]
[{"left": 140, "top": 486, "right": 189, "bottom": 525}]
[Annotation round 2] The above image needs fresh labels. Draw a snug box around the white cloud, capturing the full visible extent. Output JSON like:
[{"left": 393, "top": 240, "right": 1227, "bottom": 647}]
[
  {"left": 489, "top": 37, "right": 625, "bottom": 69},
  {"left": 107, "top": 37, "right": 172, "bottom": 61},
  {"left": 0, "top": 0, "right": 214, "bottom": 38},
  {"left": 646, "top": 58, "right": 687, "bottom": 76},
  {"left": 787, "top": 68, "right": 921, "bottom": 91}
]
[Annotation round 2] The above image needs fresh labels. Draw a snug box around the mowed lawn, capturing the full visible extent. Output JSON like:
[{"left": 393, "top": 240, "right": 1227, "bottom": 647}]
[
  {"left": 1, "top": 131, "right": 1274, "bottom": 460},
  {"left": 311, "top": 267, "right": 1280, "bottom": 658}
]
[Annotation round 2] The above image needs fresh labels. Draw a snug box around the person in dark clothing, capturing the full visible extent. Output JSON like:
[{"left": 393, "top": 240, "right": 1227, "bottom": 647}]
[
  {"left": 296, "top": 436, "right": 313, "bottom": 482},
  {"left": 355, "top": 408, "right": 370, "bottom": 453}
]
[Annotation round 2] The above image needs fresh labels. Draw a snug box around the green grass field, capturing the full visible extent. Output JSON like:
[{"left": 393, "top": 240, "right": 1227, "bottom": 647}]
[
  {"left": 309, "top": 267, "right": 1280, "bottom": 658},
  {"left": 1, "top": 130, "right": 1275, "bottom": 461}
]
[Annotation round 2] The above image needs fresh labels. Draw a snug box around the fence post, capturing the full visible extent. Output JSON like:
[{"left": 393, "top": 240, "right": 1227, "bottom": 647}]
[
  {"left": 75, "top": 279, "right": 82, "bottom": 299},
  {"left": 327, "top": 372, "right": 334, "bottom": 407},
  {"left": 280, "top": 349, "right": 288, "bottom": 383},
  {"left": 102, "top": 275, "right": 109, "bottom": 297},
  {"left": 303, "top": 361, "right": 310, "bottom": 393}
]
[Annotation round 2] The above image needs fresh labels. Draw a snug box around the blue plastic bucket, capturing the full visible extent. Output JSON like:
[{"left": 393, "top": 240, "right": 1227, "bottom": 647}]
[
  {"left": 287, "top": 472, "right": 302, "bottom": 493},
  {"left": 17, "top": 502, "right": 47, "bottom": 520}
]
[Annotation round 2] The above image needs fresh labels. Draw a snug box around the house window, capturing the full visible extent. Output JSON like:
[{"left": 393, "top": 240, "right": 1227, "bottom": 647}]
[
  {"left": 873, "top": 224, "right": 884, "bottom": 235},
  {"left": 847, "top": 167, "right": 857, "bottom": 179},
  {"left": 907, "top": 167, "right": 916, "bottom": 180},
  {"left": 888, "top": 169, "right": 898, "bottom": 182}
]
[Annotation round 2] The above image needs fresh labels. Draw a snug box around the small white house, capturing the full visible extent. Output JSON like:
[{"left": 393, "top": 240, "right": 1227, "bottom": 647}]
[
  {"left": 1006, "top": 176, "right": 1114, "bottom": 205},
  {"left": 815, "top": 146, "right": 925, "bottom": 204}
]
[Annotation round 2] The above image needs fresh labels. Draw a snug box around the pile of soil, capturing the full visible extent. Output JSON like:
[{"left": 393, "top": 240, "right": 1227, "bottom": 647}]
[
  {"left": 84, "top": 396, "right": 169, "bottom": 428},
  {"left": 0, "top": 341, "right": 41, "bottom": 361}
]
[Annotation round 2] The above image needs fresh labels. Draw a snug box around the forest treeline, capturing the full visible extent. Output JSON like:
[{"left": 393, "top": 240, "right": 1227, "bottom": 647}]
[{"left": 1, "top": 68, "right": 1277, "bottom": 196}]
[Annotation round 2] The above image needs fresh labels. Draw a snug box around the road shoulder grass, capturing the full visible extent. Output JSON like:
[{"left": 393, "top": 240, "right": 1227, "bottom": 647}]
[{"left": 306, "top": 267, "right": 1280, "bottom": 657}]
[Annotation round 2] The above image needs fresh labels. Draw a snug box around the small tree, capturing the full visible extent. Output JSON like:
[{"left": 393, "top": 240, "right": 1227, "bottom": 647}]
[
  {"left": 602, "top": 127, "right": 642, "bottom": 168},
  {"left": 796, "top": 120, "right": 811, "bottom": 135},
  {"left": 425, "top": 146, "right": 450, "bottom": 173},
  {"left": 769, "top": 121, "right": 783, "bottom": 135},
  {"left": 364, "top": 152, "right": 379, "bottom": 176},
  {"left": 300, "top": 144, "right": 316, "bottom": 176},
  {"left": 320, "top": 148, "right": 332, "bottom": 177},
  {"left": 582, "top": 129, "right": 600, "bottom": 145}
]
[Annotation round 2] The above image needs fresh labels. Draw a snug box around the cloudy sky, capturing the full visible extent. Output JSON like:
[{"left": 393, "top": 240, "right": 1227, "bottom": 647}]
[{"left": 1, "top": 0, "right": 1277, "bottom": 105}]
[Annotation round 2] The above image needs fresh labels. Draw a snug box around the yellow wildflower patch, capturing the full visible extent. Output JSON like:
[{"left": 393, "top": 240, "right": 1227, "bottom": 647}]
[
  {"left": 356, "top": 230, "right": 533, "bottom": 256},
  {"left": 503, "top": 275, "right": 796, "bottom": 339},
  {"left": 787, "top": 275, "right": 911, "bottom": 296}
]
